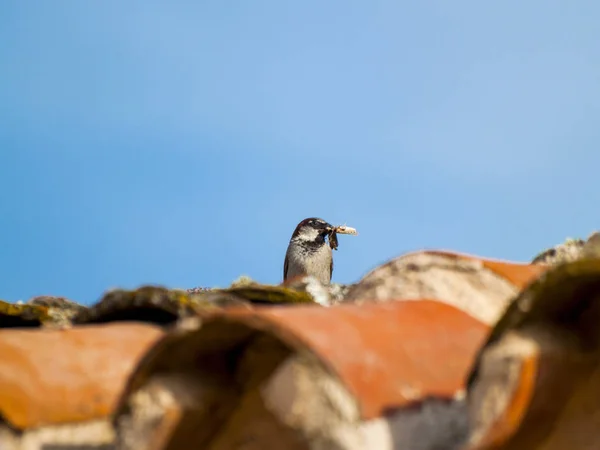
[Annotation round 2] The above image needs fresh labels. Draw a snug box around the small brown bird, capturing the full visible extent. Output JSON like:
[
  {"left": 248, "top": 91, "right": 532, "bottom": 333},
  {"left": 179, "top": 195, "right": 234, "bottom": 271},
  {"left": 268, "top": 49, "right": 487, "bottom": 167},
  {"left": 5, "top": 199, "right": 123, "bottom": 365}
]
[{"left": 283, "top": 217, "right": 357, "bottom": 285}]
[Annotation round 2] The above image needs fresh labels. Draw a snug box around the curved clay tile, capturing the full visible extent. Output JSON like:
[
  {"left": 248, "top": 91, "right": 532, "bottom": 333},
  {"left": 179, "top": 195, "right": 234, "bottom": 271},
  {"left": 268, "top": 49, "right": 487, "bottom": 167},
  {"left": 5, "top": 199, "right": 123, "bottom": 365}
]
[
  {"left": 207, "top": 276, "right": 320, "bottom": 306},
  {"left": 343, "top": 250, "right": 548, "bottom": 325},
  {"left": 113, "top": 300, "right": 489, "bottom": 450},
  {"left": 531, "top": 237, "right": 586, "bottom": 265},
  {"left": 0, "top": 297, "right": 88, "bottom": 329},
  {"left": 0, "top": 322, "right": 163, "bottom": 449},
  {"left": 72, "top": 286, "right": 232, "bottom": 326},
  {"left": 28, "top": 295, "right": 88, "bottom": 327},
  {"left": 464, "top": 258, "right": 600, "bottom": 449},
  {"left": 73, "top": 284, "right": 315, "bottom": 327},
  {"left": 223, "top": 284, "right": 316, "bottom": 305}
]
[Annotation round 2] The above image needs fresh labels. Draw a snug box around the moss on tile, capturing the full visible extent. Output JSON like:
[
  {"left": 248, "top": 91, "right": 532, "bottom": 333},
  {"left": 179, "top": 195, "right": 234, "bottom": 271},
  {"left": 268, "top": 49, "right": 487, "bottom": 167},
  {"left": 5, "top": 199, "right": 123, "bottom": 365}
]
[
  {"left": 0, "top": 299, "right": 51, "bottom": 328},
  {"left": 28, "top": 296, "right": 88, "bottom": 328},
  {"left": 73, "top": 286, "right": 205, "bottom": 326},
  {"left": 223, "top": 285, "right": 315, "bottom": 305}
]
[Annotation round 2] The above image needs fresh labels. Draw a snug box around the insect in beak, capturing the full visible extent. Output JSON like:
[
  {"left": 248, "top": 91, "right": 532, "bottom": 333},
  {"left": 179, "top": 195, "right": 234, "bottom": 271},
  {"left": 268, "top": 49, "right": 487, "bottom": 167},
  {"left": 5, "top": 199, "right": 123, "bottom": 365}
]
[{"left": 326, "top": 225, "right": 358, "bottom": 251}]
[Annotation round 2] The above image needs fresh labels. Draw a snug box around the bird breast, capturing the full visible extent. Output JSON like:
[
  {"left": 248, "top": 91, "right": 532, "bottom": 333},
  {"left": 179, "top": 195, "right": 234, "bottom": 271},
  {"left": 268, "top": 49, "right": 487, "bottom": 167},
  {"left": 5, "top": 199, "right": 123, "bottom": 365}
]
[{"left": 285, "top": 242, "right": 333, "bottom": 284}]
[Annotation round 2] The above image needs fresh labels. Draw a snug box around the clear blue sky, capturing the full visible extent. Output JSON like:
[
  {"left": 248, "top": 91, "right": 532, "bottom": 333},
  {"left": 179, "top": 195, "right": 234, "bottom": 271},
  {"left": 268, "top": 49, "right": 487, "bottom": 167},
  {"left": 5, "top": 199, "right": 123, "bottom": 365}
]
[{"left": 2, "top": 1, "right": 599, "bottom": 304}]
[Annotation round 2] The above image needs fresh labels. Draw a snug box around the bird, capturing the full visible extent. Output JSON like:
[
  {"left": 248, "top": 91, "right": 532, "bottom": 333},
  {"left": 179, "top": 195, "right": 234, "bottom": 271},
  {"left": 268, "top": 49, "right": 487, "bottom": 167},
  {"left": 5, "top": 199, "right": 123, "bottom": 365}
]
[{"left": 283, "top": 217, "right": 358, "bottom": 285}]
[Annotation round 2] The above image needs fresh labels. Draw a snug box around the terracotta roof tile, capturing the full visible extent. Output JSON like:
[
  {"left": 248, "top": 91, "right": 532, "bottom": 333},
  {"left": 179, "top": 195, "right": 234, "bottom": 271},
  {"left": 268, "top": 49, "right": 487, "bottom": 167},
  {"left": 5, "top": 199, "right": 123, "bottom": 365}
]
[
  {"left": 344, "top": 250, "right": 547, "bottom": 324},
  {"left": 72, "top": 285, "right": 316, "bottom": 327},
  {"left": 72, "top": 286, "right": 215, "bottom": 326},
  {"left": 465, "top": 258, "right": 600, "bottom": 449},
  {"left": 0, "top": 322, "right": 163, "bottom": 430},
  {"left": 28, "top": 295, "right": 88, "bottom": 327},
  {"left": 531, "top": 237, "right": 586, "bottom": 265},
  {"left": 230, "top": 299, "right": 488, "bottom": 419},
  {"left": 112, "top": 300, "right": 489, "bottom": 449}
]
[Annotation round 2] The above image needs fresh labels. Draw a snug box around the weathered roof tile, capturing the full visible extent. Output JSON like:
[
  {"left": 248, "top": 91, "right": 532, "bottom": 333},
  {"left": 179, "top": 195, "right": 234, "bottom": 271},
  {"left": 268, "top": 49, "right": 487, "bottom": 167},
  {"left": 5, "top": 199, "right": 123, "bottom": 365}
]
[
  {"left": 0, "top": 322, "right": 163, "bottom": 430},
  {"left": 465, "top": 258, "right": 600, "bottom": 449},
  {"left": 73, "top": 284, "right": 317, "bottom": 327},
  {"left": 0, "top": 300, "right": 50, "bottom": 328},
  {"left": 343, "top": 250, "right": 547, "bottom": 324},
  {"left": 72, "top": 286, "right": 206, "bottom": 326},
  {"left": 112, "top": 299, "right": 489, "bottom": 449}
]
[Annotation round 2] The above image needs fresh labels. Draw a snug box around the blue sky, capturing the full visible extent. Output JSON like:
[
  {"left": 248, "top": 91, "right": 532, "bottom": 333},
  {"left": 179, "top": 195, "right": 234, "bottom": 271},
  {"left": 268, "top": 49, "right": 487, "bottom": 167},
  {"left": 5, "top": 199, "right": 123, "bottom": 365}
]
[{"left": 2, "top": 1, "right": 599, "bottom": 304}]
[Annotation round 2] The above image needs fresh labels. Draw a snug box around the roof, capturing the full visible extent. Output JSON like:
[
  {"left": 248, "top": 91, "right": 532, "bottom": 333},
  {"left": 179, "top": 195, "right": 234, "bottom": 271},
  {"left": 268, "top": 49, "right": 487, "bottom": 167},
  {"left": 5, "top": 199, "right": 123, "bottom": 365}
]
[
  {"left": 0, "top": 237, "right": 599, "bottom": 449},
  {"left": 0, "top": 322, "right": 163, "bottom": 429}
]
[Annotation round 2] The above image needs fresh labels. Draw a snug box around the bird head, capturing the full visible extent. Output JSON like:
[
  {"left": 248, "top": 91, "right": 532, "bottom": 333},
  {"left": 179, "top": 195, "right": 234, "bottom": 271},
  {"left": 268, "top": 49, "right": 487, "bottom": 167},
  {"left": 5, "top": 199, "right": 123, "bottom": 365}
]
[{"left": 289, "top": 217, "right": 333, "bottom": 246}]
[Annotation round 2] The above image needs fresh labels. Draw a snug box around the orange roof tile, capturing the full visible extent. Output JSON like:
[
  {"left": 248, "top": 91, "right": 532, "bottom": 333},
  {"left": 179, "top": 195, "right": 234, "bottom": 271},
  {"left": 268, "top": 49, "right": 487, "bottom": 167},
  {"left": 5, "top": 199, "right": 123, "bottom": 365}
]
[
  {"left": 465, "top": 258, "right": 600, "bottom": 449},
  {"left": 0, "top": 322, "right": 163, "bottom": 429},
  {"left": 119, "top": 300, "right": 489, "bottom": 422},
  {"left": 227, "top": 300, "right": 489, "bottom": 419},
  {"left": 344, "top": 250, "right": 547, "bottom": 325},
  {"left": 425, "top": 250, "right": 548, "bottom": 289}
]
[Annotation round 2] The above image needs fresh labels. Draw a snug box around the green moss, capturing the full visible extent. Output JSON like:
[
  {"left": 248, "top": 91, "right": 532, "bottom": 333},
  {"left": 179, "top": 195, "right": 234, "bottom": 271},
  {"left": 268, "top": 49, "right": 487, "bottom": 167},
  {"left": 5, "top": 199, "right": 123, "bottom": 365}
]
[
  {"left": 223, "top": 285, "right": 315, "bottom": 305},
  {"left": 0, "top": 299, "right": 51, "bottom": 327},
  {"left": 58, "top": 278, "right": 316, "bottom": 327},
  {"left": 73, "top": 286, "right": 204, "bottom": 325},
  {"left": 202, "top": 276, "right": 317, "bottom": 305}
]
